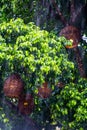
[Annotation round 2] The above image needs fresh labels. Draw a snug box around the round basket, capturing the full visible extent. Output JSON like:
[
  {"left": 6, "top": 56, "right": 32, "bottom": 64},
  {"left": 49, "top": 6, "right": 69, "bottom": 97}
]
[
  {"left": 18, "top": 93, "right": 34, "bottom": 115},
  {"left": 59, "top": 26, "right": 81, "bottom": 48},
  {"left": 38, "top": 82, "right": 52, "bottom": 99},
  {"left": 3, "top": 73, "right": 24, "bottom": 98}
]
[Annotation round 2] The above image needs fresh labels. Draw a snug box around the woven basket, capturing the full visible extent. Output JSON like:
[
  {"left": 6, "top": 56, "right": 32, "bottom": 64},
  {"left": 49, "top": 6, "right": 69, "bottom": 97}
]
[
  {"left": 3, "top": 73, "right": 24, "bottom": 98},
  {"left": 38, "top": 82, "right": 52, "bottom": 99},
  {"left": 18, "top": 93, "right": 34, "bottom": 115},
  {"left": 59, "top": 26, "right": 81, "bottom": 48}
]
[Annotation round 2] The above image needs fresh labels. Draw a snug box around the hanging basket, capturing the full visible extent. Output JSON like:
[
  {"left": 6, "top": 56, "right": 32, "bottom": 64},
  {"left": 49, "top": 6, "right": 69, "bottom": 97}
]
[
  {"left": 18, "top": 93, "right": 34, "bottom": 115},
  {"left": 38, "top": 82, "right": 52, "bottom": 99},
  {"left": 59, "top": 26, "right": 81, "bottom": 48},
  {"left": 3, "top": 73, "right": 24, "bottom": 98}
]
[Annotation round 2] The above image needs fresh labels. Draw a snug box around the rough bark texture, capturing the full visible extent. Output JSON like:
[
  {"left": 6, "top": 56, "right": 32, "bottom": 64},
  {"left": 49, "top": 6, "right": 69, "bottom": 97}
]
[{"left": 74, "top": 47, "right": 86, "bottom": 78}]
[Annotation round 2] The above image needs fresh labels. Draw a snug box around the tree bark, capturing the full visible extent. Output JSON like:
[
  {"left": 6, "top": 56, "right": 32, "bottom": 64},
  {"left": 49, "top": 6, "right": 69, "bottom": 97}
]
[
  {"left": 51, "top": 0, "right": 67, "bottom": 25},
  {"left": 74, "top": 47, "right": 86, "bottom": 78}
]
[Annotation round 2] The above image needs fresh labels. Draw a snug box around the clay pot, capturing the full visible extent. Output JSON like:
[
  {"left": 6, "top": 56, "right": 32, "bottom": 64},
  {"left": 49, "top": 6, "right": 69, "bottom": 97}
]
[
  {"left": 38, "top": 82, "right": 52, "bottom": 99},
  {"left": 59, "top": 26, "right": 81, "bottom": 48},
  {"left": 3, "top": 73, "right": 24, "bottom": 98},
  {"left": 18, "top": 93, "right": 34, "bottom": 115}
]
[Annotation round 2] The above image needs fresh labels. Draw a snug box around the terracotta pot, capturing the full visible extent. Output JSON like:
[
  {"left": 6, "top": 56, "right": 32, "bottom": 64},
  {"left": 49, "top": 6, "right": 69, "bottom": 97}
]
[
  {"left": 59, "top": 26, "right": 81, "bottom": 48},
  {"left": 3, "top": 73, "right": 24, "bottom": 98},
  {"left": 38, "top": 82, "right": 52, "bottom": 99},
  {"left": 18, "top": 93, "right": 34, "bottom": 115}
]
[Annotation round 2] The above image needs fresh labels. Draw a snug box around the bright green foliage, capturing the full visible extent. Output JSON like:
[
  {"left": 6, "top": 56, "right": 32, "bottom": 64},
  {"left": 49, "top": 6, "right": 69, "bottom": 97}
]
[
  {"left": 50, "top": 78, "right": 87, "bottom": 129},
  {"left": 0, "top": 0, "right": 35, "bottom": 23},
  {"left": 0, "top": 18, "right": 87, "bottom": 129},
  {"left": 0, "top": 0, "right": 87, "bottom": 129},
  {"left": 0, "top": 0, "right": 87, "bottom": 31},
  {"left": 0, "top": 18, "right": 74, "bottom": 90},
  {"left": 0, "top": 18, "right": 75, "bottom": 128}
]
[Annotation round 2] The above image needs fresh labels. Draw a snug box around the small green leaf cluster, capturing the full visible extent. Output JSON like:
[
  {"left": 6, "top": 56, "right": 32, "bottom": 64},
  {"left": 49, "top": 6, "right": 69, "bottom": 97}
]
[{"left": 0, "top": 107, "right": 12, "bottom": 130}]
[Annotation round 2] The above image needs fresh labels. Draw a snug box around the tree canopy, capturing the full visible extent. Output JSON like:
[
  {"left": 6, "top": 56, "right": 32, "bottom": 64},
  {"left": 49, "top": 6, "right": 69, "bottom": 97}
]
[{"left": 0, "top": 1, "right": 87, "bottom": 130}]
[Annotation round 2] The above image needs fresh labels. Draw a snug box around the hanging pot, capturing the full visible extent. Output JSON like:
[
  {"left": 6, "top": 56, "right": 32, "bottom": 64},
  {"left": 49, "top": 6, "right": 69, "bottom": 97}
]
[
  {"left": 59, "top": 26, "right": 81, "bottom": 48},
  {"left": 18, "top": 93, "right": 34, "bottom": 115},
  {"left": 38, "top": 82, "right": 52, "bottom": 99},
  {"left": 60, "top": 26, "right": 86, "bottom": 78},
  {"left": 3, "top": 73, "right": 24, "bottom": 98}
]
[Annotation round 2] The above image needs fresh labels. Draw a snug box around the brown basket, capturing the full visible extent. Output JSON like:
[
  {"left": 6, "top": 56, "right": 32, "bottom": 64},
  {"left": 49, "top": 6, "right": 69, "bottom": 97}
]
[
  {"left": 18, "top": 93, "right": 34, "bottom": 115},
  {"left": 3, "top": 73, "right": 24, "bottom": 98},
  {"left": 59, "top": 26, "right": 81, "bottom": 48},
  {"left": 38, "top": 82, "right": 52, "bottom": 99}
]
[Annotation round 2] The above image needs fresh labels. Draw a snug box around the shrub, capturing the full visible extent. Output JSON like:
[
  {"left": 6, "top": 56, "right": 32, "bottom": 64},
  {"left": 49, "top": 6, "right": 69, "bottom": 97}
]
[{"left": 1, "top": 18, "right": 87, "bottom": 129}]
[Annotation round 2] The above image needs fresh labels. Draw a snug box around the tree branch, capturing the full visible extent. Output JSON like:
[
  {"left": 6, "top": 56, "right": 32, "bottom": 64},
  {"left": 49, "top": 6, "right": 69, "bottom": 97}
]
[
  {"left": 70, "top": 1, "right": 86, "bottom": 24},
  {"left": 74, "top": 47, "right": 86, "bottom": 78},
  {"left": 3, "top": 98, "right": 38, "bottom": 130},
  {"left": 70, "top": 0, "right": 75, "bottom": 22},
  {"left": 51, "top": 0, "right": 67, "bottom": 25}
]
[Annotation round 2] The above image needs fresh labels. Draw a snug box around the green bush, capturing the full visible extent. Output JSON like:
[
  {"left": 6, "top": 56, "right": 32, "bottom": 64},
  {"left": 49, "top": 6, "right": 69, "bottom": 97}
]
[
  {"left": 50, "top": 78, "right": 87, "bottom": 130},
  {"left": 0, "top": 18, "right": 74, "bottom": 90},
  {"left": 0, "top": 18, "right": 87, "bottom": 129}
]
